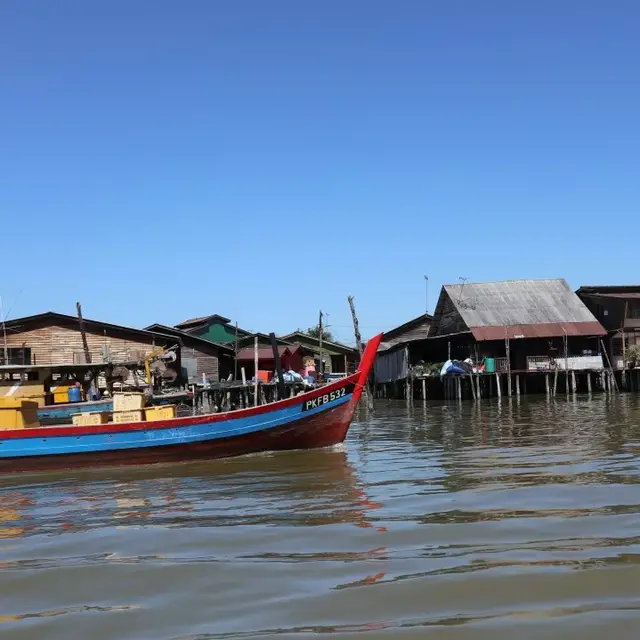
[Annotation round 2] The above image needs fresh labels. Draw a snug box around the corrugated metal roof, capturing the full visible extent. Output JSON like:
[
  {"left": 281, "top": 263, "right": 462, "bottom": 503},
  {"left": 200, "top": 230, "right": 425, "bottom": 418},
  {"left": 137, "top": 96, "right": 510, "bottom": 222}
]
[
  {"left": 443, "top": 279, "right": 606, "bottom": 340},
  {"left": 581, "top": 292, "right": 640, "bottom": 299},
  {"left": 236, "top": 346, "right": 295, "bottom": 361},
  {"left": 176, "top": 314, "right": 232, "bottom": 328},
  {"left": 471, "top": 321, "right": 606, "bottom": 341}
]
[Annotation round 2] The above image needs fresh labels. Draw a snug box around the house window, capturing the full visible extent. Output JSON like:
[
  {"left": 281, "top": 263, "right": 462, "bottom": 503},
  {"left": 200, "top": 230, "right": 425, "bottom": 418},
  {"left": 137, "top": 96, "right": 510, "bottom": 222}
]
[{"left": 0, "top": 347, "right": 32, "bottom": 365}]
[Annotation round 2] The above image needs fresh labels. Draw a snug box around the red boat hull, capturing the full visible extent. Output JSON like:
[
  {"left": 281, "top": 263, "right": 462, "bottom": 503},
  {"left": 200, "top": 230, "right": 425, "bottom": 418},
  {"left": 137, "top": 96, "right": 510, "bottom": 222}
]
[{"left": 0, "top": 400, "right": 357, "bottom": 474}]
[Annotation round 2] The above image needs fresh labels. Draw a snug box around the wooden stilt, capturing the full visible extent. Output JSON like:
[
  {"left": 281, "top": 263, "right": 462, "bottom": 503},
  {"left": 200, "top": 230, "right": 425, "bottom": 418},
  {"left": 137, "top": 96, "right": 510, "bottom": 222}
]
[
  {"left": 571, "top": 370, "right": 577, "bottom": 394},
  {"left": 507, "top": 374, "right": 512, "bottom": 396},
  {"left": 496, "top": 373, "right": 501, "bottom": 398},
  {"left": 545, "top": 373, "right": 550, "bottom": 396},
  {"left": 587, "top": 372, "right": 592, "bottom": 394},
  {"left": 456, "top": 376, "right": 462, "bottom": 401},
  {"left": 516, "top": 374, "right": 520, "bottom": 397},
  {"left": 553, "top": 369, "right": 558, "bottom": 395},
  {"left": 422, "top": 378, "right": 427, "bottom": 405}
]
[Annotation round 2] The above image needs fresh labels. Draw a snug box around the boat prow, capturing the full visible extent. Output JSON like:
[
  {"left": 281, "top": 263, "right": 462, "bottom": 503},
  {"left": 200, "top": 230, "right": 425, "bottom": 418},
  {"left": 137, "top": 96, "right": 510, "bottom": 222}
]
[{"left": 0, "top": 334, "right": 382, "bottom": 474}]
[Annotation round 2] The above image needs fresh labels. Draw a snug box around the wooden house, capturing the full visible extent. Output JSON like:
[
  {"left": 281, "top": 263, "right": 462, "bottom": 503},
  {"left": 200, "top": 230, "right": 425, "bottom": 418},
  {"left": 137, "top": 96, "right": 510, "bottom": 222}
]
[
  {"left": 235, "top": 344, "right": 306, "bottom": 379},
  {"left": 174, "top": 314, "right": 251, "bottom": 345},
  {"left": 144, "top": 324, "right": 234, "bottom": 382},
  {"left": 279, "top": 331, "right": 359, "bottom": 375},
  {"left": 373, "top": 313, "right": 433, "bottom": 384},
  {"left": 576, "top": 286, "right": 640, "bottom": 369},
  {"left": 429, "top": 279, "right": 607, "bottom": 372},
  {"left": 1, "top": 312, "right": 180, "bottom": 369}
]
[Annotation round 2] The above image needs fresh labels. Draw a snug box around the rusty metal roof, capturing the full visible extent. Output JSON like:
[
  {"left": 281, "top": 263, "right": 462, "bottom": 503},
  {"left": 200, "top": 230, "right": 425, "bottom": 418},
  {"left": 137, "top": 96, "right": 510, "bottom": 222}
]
[
  {"left": 442, "top": 279, "right": 606, "bottom": 341},
  {"left": 471, "top": 321, "right": 606, "bottom": 341},
  {"left": 579, "top": 292, "right": 640, "bottom": 299},
  {"left": 236, "top": 345, "right": 298, "bottom": 361}
]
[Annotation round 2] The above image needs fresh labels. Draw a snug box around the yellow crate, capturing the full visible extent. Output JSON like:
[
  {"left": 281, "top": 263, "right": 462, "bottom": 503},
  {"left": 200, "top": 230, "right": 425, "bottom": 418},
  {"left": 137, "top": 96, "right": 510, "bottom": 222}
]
[
  {"left": 72, "top": 411, "right": 110, "bottom": 426},
  {"left": 0, "top": 382, "right": 47, "bottom": 407},
  {"left": 144, "top": 405, "right": 176, "bottom": 421},
  {"left": 113, "top": 409, "right": 145, "bottom": 423},
  {"left": 113, "top": 392, "right": 146, "bottom": 412},
  {"left": 0, "top": 400, "right": 40, "bottom": 430}
]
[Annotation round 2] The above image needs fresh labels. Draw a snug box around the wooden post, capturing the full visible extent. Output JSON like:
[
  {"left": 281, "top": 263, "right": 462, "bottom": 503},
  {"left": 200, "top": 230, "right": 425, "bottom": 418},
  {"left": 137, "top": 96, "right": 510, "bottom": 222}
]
[
  {"left": 318, "top": 310, "right": 324, "bottom": 381},
  {"left": 475, "top": 374, "right": 481, "bottom": 399},
  {"left": 269, "top": 332, "right": 286, "bottom": 400},
  {"left": 422, "top": 377, "right": 427, "bottom": 405},
  {"left": 516, "top": 374, "right": 520, "bottom": 397},
  {"left": 496, "top": 373, "right": 501, "bottom": 398},
  {"left": 241, "top": 367, "right": 246, "bottom": 385},
  {"left": 76, "top": 301, "right": 98, "bottom": 398},
  {"left": 600, "top": 338, "right": 619, "bottom": 392},
  {"left": 587, "top": 371, "right": 592, "bottom": 394},
  {"left": 76, "top": 302, "right": 92, "bottom": 364},
  {"left": 234, "top": 322, "right": 239, "bottom": 380},
  {"left": 622, "top": 301, "right": 628, "bottom": 371},
  {"left": 571, "top": 370, "right": 577, "bottom": 394},
  {"left": 563, "top": 331, "right": 569, "bottom": 394},
  {"left": 507, "top": 374, "right": 512, "bottom": 396},
  {"left": 347, "top": 295, "right": 374, "bottom": 410},
  {"left": 469, "top": 374, "right": 476, "bottom": 401},
  {"left": 545, "top": 373, "right": 550, "bottom": 396},
  {"left": 456, "top": 376, "right": 462, "bottom": 401},
  {"left": 553, "top": 369, "right": 558, "bottom": 395},
  {"left": 253, "top": 337, "right": 259, "bottom": 406},
  {"left": 0, "top": 296, "right": 9, "bottom": 366}
]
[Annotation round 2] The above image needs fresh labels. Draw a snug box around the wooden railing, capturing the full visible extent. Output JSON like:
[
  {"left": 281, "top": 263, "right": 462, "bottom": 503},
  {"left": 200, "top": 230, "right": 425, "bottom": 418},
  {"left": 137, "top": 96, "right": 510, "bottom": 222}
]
[{"left": 494, "top": 357, "right": 509, "bottom": 373}]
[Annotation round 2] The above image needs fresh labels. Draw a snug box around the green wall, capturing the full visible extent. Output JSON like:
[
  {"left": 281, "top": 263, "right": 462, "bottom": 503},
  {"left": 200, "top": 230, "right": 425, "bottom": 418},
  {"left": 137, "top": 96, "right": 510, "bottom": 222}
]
[{"left": 191, "top": 321, "right": 245, "bottom": 344}]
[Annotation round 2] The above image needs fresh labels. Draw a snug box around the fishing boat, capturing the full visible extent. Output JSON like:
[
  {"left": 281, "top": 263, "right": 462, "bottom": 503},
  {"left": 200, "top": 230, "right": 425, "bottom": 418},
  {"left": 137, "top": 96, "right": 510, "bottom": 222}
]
[{"left": 0, "top": 334, "right": 381, "bottom": 474}]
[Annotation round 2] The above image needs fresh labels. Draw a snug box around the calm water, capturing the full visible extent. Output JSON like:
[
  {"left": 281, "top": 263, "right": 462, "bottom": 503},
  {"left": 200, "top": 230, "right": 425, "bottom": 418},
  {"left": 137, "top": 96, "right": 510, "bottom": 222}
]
[{"left": 3, "top": 395, "right": 640, "bottom": 639}]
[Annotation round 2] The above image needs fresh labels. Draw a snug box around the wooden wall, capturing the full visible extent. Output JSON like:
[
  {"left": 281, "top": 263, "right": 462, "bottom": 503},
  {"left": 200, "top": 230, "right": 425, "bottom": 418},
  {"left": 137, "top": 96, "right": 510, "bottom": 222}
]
[
  {"left": 180, "top": 347, "right": 220, "bottom": 382},
  {"left": 3, "top": 325, "right": 162, "bottom": 365}
]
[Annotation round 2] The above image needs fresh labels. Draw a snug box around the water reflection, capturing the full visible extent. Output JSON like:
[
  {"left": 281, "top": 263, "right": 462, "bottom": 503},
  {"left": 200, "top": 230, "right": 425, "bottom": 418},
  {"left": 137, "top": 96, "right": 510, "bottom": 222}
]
[
  {"left": 0, "top": 449, "right": 389, "bottom": 540},
  {"left": 3, "top": 394, "right": 640, "bottom": 639}
]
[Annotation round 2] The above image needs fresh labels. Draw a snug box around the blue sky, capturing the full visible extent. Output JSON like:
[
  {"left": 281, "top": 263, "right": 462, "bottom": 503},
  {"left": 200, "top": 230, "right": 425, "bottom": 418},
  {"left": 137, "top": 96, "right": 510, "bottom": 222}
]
[{"left": 2, "top": 1, "right": 639, "bottom": 345}]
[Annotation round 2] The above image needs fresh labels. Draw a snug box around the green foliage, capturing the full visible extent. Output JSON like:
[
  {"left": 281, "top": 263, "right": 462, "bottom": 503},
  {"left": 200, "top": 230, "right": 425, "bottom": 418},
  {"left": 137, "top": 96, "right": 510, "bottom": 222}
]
[
  {"left": 306, "top": 325, "right": 335, "bottom": 342},
  {"left": 626, "top": 344, "right": 640, "bottom": 367}
]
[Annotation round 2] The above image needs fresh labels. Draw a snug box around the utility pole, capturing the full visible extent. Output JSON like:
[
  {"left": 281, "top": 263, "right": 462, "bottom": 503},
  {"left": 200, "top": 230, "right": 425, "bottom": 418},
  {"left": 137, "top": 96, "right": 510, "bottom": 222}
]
[{"left": 424, "top": 275, "right": 429, "bottom": 314}]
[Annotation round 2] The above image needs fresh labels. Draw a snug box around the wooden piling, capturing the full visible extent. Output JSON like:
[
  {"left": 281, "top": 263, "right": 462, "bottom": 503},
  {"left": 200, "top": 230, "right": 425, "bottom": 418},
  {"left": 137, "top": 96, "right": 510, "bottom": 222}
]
[
  {"left": 253, "top": 337, "right": 259, "bottom": 406},
  {"left": 456, "top": 376, "right": 462, "bottom": 401},
  {"left": 545, "top": 373, "right": 550, "bottom": 396},
  {"left": 571, "top": 370, "right": 577, "bottom": 394},
  {"left": 553, "top": 369, "right": 558, "bottom": 395},
  {"left": 422, "top": 378, "right": 427, "bottom": 406},
  {"left": 516, "top": 374, "right": 520, "bottom": 397},
  {"left": 587, "top": 372, "right": 592, "bottom": 394},
  {"left": 507, "top": 374, "right": 512, "bottom": 396},
  {"left": 496, "top": 373, "right": 501, "bottom": 398}
]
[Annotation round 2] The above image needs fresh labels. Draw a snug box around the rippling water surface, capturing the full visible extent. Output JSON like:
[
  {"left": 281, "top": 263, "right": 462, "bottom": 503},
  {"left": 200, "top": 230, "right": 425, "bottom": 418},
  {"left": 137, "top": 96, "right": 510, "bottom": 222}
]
[{"left": 3, "top": 395, "right": 640, "bottom": 639}]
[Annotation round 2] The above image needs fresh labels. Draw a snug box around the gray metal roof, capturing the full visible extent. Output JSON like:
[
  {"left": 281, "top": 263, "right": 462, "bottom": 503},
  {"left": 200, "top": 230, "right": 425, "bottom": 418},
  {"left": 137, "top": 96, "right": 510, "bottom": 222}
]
[{"left": 444, "top": 279, "right": 599, "bottom": 327}]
